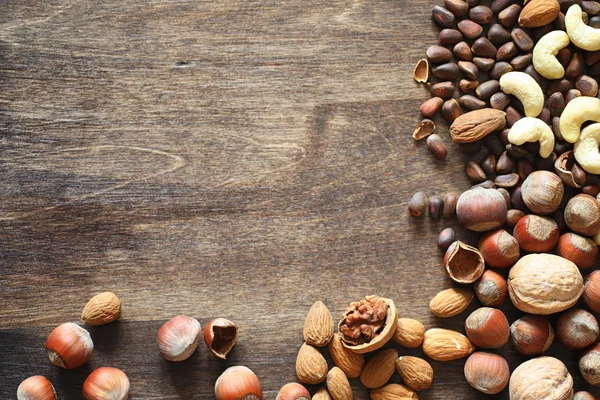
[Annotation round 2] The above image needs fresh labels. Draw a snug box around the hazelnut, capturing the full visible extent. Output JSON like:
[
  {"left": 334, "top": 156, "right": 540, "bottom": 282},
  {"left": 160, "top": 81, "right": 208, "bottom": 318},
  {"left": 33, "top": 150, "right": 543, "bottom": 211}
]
[
  {"left": 506, "top": 209, "right": 525, "bottom": 227},
  {"left": 464, "top": 352, "right": 509, "bottom": 395},
  {"left": 276, "top": 383, "right": 310, "bottom": 400},
  {"left": 584, "top": 270, "right": 600, "bottom": 313},
  {"left": 556, "top": 308, "right": 599, "bottom": 349},
  {"left": 509, "top": 357, "right": 573, "bottom": 399},
  {"left": 513, "top": 215, "right": 559, "bottom": 252},
  {"left": 580, "top": 343, "right": 600, "bottom": 386},
  {"left": 510, "top": 315, "right": 554, "bottom": 355},
  {"left": 82, "top": 367, "right": 129, "bottom": 400},
  {"left": 478, "top": 228, "right": 520, "bottom": 268},
  {"left": 520, "top": 170, "right": 564, "bottom": 215},
  {"left": 157, "top": 315, "right": 202, "bottom": 361},
  {"left": 456, "top": 187, "right": 507, "bottom": 231},
  {"left": 45, "top": 322, "right": 93, "bottom": 369},
  {"left": 474, "top": 270, "right": 508, "bottom": 307},
  {"left": 565, "top": 194, "right": 600, "bottom": 236},
  {"left": 215, "top": 366, "right": 263, "bottom": 400},
  {"left": 574, "top": 392, "right": 597, "bottom": 400},
  {"left": 464, "top": 307, "right": 509, "bottom": 349},
  {"left": 17, "top": 376, "right": 57, "bottom": 400},
  {"left": 557, "top": 232, "right": 598, "bottom": 269},
  {"left": 443, "top": 241, "right": 485, "bottom": 284},
  {"left": 204, "top": 318, "right": 238, "bottom": 359}
]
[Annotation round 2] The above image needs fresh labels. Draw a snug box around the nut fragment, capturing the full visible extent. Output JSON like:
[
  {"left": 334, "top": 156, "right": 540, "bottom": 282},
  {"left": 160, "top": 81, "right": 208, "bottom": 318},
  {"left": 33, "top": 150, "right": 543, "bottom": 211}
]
[
  {"left": 204, "top": 318, "right": 238, "bottom": 359},
  {"left": 413, "top": 119, "right": 436, "bottom": 141},
  {"left": 509, "top": 357, "right": 573, "bottom": 399},
  {"left": 414, "top": 59, "right": 429, "bottom": 83}
]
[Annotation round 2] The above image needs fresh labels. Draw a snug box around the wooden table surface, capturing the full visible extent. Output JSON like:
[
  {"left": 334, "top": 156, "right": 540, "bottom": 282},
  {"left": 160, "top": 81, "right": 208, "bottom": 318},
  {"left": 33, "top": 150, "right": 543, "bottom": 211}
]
[{"left": 1, "top": 0, "right": 599, "bottom": 398}]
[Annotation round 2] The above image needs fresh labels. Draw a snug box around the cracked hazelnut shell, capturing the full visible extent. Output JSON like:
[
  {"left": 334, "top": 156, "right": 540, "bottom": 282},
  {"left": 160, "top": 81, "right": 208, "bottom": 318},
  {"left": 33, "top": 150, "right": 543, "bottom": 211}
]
[
  {"left": 443, "top": 241, "right": 485, "bottom": 284},
  {"left": 204, "top": 318, "right": 238, "bottom": 360}
]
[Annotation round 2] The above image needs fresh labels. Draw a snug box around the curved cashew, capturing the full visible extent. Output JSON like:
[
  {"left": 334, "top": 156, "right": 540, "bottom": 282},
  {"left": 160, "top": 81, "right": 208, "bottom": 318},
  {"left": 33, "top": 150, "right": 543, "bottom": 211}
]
[
  {"left": 532, "top": 31, "right": 570, "bottom": 79},
  {"left": 574, "top": 123, "right": 600, "bottom": 174},
  {"left": 499, "top": 72, "right": 544, "bottom": 118},
  {"left": 566, "top": 4, "right": 600, "bottom": 51},
  {"left": 559, "top": 96, "right": 600, "bottom": 143},
  {"left": 508, "top": 117, "right": 555, "bottom": 158}
]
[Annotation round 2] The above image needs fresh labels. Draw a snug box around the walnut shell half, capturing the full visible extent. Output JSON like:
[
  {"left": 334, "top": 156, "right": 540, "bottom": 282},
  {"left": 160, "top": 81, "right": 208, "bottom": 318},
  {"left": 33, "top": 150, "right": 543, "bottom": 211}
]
[
  {"left": 338, "top": 296, "right": 398, "bottom": 354},
  {"left": 508, "top": 253, "right": 584, "bottom": 315},
  {"left": 509, "top": 356, "right": 573, "bottom": 400}
]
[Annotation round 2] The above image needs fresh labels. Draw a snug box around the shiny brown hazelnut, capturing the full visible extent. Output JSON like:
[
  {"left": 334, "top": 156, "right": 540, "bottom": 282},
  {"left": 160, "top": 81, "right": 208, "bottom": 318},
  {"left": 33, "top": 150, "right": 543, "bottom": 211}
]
[
  {"left": 215, "top": 366, "right": 263, "bottom": 400},
  {"left": 510, "top": 315, "right": 554, "bottom": 355},
  {"left": 276, "top": 383, "right": 310, "bottom": 400},
  {"left": 565, "top": 194, "right": 600, "bottom": 236},
  {"left": 584, "top": 271, "right": 600, "bottom": 313},
  {"left": 474, "top": 270, "right": 507, "bottom": 307},
  {"left": 520, "top": 171, "right": 564, "bottom": 215},
  {"left": 443, "top": 241, "right": 485, "bottom": 284},
  {"left": 464, "top": 307, "right": 509, "bottom": 349},
  {"left": 506, "top": 209, "right": 525, "bottom": 227},
  {"left": 456, "top": 187, "right": 507, "bottom": 231},
  {"left": 478, "top": 229, "right": 520, "bottom": 268},
  {"left": 45, "top": 323, "right": 94, "bottom": 369},
  {"left": 464, "top": 352, "right": 510, "bottom": 395},
  {"left": 557, "top": 232, "right": 598, "bottom": 269},
  {"left": 513, "top": 214, "right": 559, "bottom": 252},
  {"left": 17, "top": 376, "right": 57, "bottom": 400},
  {"left": 82, "top": 367, "right": 130, "bottom": 400},
  {"left": 579, "top": 343, "right": 600, "bottom": 387},
  {"left": 556, "top": 308, "right": 599, "bottom": 349}
]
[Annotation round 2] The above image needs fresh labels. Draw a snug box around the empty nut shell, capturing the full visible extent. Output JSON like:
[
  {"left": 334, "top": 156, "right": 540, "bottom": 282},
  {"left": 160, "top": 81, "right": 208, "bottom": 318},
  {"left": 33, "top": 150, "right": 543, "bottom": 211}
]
[
  {"left": 204, "top": 318, "right": 238, "bottom": 359},
  {"left": 443, "top": 241, "right": 485, "bottom": 284}
]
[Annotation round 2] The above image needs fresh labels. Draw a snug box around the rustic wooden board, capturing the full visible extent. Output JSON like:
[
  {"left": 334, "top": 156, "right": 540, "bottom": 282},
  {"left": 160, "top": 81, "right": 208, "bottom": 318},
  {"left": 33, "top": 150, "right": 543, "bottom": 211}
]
[{"left": 0, "top": 0, "right": 599, "bottom": 398}]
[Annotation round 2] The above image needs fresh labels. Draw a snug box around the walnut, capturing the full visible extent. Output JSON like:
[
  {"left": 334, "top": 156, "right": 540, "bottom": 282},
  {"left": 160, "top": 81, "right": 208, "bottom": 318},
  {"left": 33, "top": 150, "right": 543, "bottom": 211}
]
[{"left": 509, "top": 356, "right": 573, "bottom": 400}]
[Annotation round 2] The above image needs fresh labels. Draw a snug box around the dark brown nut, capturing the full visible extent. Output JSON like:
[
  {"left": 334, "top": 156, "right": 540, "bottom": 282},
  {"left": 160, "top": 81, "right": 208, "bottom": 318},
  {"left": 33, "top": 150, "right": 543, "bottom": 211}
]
[
  {"left": 505, "top": 144, "right": 528, "bottom": 160},
  {"left": 466, "top": 160, "right": 487, "bottom": 183},
  {"left": 554, "top": 150, "right": 585, "bottom": 188},
  {"left": 510, "top": 315, "right": 554, "bottom": 355},
  {"left": 532, "top": 23, "right": 554, "bottom": 41},
  {"left": 498, "top": 4, "right": 521, "bottom": 27},
  {"left": 426, "top": 134, "right": 448, "bottom": 160},
  {"left": 454, "top": 41, "right": 473, "bottom": 61},
  {"left": 555, "top": 11, "right": 567, "bottom": 29},
  {"left": 472, "top": 37, "right": 497, "bottom": 58},
  {"left": 558, "top": 0, "right": 583, "bottom": 13},
  {"left": 472, "top": 180, "right": 496, "bottom": 189},
  {"left": 458, "top": 19, "right": 484, "bottom": 39},
  {"left": 497, "top": 188, "right": 511, "bottom": 209},
  {"left": 495, "top": 173, "right": 519, "bottom": 188},
  {"left": 566, "top": 53, "right": 585, "bottom": 79},
  {"left": 432, "top": 63, "right": 460, "bottom": 80},
  {"left": 510, "top": 54, "right": 533, "bottom": 70},
  {"left": 443, "top": 192, "right": 459, "bottom": 219},
  {"left": 499, "top": 128, "right": 510, "bottom": 146},
  {"left": 427, "top": 45, "right": 453, "bottom": 64},
  {"left": 488, "top": 23, "right": 512, "bottom": 44},
  {"left": 445, "top": 0, "right": 469, "bottom": 16},
  {"left": 519, "top": 0, "right": 560, "bottom": 27},
  {"left": 513, "top": 214, "right": 560, "bottom": 252},
  {"left": 456, "top": 187, "right": 507, "bottom": 231},
  {"left": 443, "top": 241, "right": 485, "bottom": 283},
  {"left": 458, "top": 61, "right": 478, "bottom": 79},
  {"left": 557, "top": 48, "right": 572, "bottom": 68},
  {"left": 520, "top": 170, "right": 564, "bottom": 215},
  {"left": 432, "top": 6, "right": 455, "bottom": 28},
  {"left": 492, "top": 0, "right": 516, "bottom": 14},
  {"left": 442, "top": 99, "right": 461, "bottom": 123},
  {"left": 476, "top": 80, "right": 500, "bottom": 100},
  {"left": 583, "top": 184, "right": 600, "bottom": 197},
  {"left": 565, "top": 194, "right": 600, "bottom": 236},
  {"left": 484, "top": 134, "right": 505, "bottom": 157},
  {"left": 459, "top": 79, "right": 479, "bottom": 93},
  {"left": 547, "top": 92, "right": 565, "bottom": 117},
  {"left": 557, "top": 309, "right": 599, "bottom": 349},
  {"left": 525, "top": 64, "right": 544, "bottom": 86},
  {"left": 438, "top": 227, "right": 456, "bottom": 250},
  {"left": 431, "top": 82, "right": 455, "bottom": 99},
  {"left": 517, "top": 159, "right": 534, "bottom": 180},
  {"left": 504, "top": 106, "right": 522, "bottom": 127},
  {"left": 412, "top": 119, "right": 436, "bottom": 140},
  {"left": 439, "top": 28, "right": 464, "bottom": 45},
  {"left": 469, "top": 6, "right": 493, "bottom": 24},
  {"left": 480, "top": 154, "right": 497, "bottom": 175},
  {"left": 586, "top": 50, "right": 600, "bottom": 66},
  {"left": 490, "top": 92, "right": 510, "bottom": 110},
  {"left": 547, "top": 78, "right": 572, "bottom": 94},
  {"left": 467, "top": 0, "right": 480, "bottom": 5},
  {"left": 460, "top": 95, "right": 487, "bottom": 110},
  {"left": 554, "top": 208, "right": 567, "bottom": 231},
  {"left": 506, "top": 209, "right": 525, "bottom": 227},
  {"left": 588, "top": 60, "right": 600, "bottom": 76},
  {"left": 496, "top": 42, "right": 518, "bottom": 61},
  {"left": 460, "top": 142, "right": 483, "bottom": 154},
  {"left": 584, "top": 270, "right": 600, "bottom": 313},
  {"left": 473, "top": 57, "right": 495, "bottom": 71},
  {"left": 465, "top": 308, "right": 510, "bottom": 348},
  {"left": 429, "top": 195, "right": 445, "bottom": 220},
  {"left": 511, "top": 186, "right": 527, "bottom": 211},
  {"left": 489, "top": 62, "right": 513, "bottom": 79},
  {"left": 582, "top": 0, "right": 600, "bottom": 15},
  {"left": 478, "top": 228, "right": 520, "bottom": 268},
  {"left": 557, "top": 232, "right": 598, "bottom": 269},
  {"left": 408, "top": 191, "right": 428, "bottom": 217},
  {"left": 475, "top": 270, "right": 508, "bottom": 306},
  {"left": 580, "top": 343, "right": 600, "bottom": 386},
  {"left": 575, "top": 75, "right": 599, "bottom": 97},
  {"left": 553, "top": 118, "right": 565, "bottom": 141},
  {"left": 420, "top": 97, "right": 444, "bottom": 119},
  {"left": 535, "top": 151, "right": 557, "bottom": 172},
  {"left": 510, "top": 28, "right": 534, "bottom": 51}
]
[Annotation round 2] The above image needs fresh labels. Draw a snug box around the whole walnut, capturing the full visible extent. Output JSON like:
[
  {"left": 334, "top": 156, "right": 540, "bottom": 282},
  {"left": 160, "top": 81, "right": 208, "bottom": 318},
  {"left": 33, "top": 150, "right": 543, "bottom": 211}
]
[
  {"left": 508, "top": 254, "right": 584, "bottom": 315},
  {"left": 509, "top": 357, "right": 573, "bottom": 400}
]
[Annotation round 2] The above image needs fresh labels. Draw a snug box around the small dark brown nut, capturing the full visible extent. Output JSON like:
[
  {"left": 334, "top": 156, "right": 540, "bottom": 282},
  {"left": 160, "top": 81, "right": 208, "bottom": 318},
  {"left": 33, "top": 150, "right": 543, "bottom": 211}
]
[
  {"left": 565, "top": 89, "right": 582, "bottom": 104},
  {"left": 439, "top": 28, "right": 464, "bottom": 45},
  {"left": 442, "top": 99, "right": 461, "bottom": 123},
  {"left": 557, "top": 48, "right": 572, "bottom": 68},
  {"left": 460, "top": 142, "right": 483, "bottom": 154},
  {"left": 408, "top": 191, "right": 428, "bottom": 217},
  {"left": 497, "top": 188, "right": 511, "bottom": 209},
  {"left": 458, "top": 61, "right": 478, "bottom": 79},
  {"left": 555, "top": 11, "right": 567, "bottom": 30},
  {"left": 465, "top": 307, "right": 510, "bottom": 349},
  {"left": 431, "top": 81, "right": 455, "bottom": 99},
  {"left": 548, "top": 78, "right": 572, "bottom": 94},
  {"left": 480, "top": 153, "right": 497, "bottom": 175},
  {"left": 575, "top": 75, "right": 599, "bottom": 97},
  {"left": 475, "top": 270, "right": 508, "bottom": 306},
  {"left": 496, "top": 151, "right": 515, "bottom": 174},
  {"left": 506, "top": 209, "right": 525, "bottom": 227},
  {"left": 490, "top": 92, "right": 510, "bottom": 110},
  {"left": 489, "top": 61, "right": 513, "bottom": 79},
  {"left": 427, "top": 45, "right": 453, "bottom": 64},
  {"left": 458, "top": 19, "right": 484, "bottom": 39},
  {"left": 429, "top": 195, "right": 444, "bottom": 220},
  {"left": 488, "top": 23, "right": 512, "bottom": 44},
  {"left": 454, "top": 41, "right": 473, "bottom": 61},
  {"left": 445, "top": 0, "right": 469, "bottom": 16},
  {"left": 494, "top": 173, "right": 519, "bottom": 188},
  {"left": 556, "top": 308, "right": 599, "bottom": 350},
  {"left": 460, "top": 95, "right": 487, "bottom": 110},
  {"left": 438, "top": 227, "right": 456, "bottom": 250},
  {"left": 426, "top": 134, "right": 448, "bottom": 160},
  {"left": 456, "top": 187, "right": 507, "bottom": 232},
  {"left": 583, "top": 184, "right": 600, "bottom": 197},
  {"left": 510, "top": 54, "right": 533, "bottom": 70},
  {"left": 473, "top": 57, "right": 495, "bottom": 71},
  {"left": 579, "top": 343, "right": 600, "bottom": 386},
  {"left": 432, "top": 6, "right": 455, "bottom": 28},
  {"left": 511, "top": 28, "right": 534, "bottom": 51},
  {"left": 498, "top": 4, "right": 521, "bottom": 27},
  {"left": 472, "top": 37, "right": 497, "bottom": 58},
  {"left": 582, "top": 0, "right": 600, "bottom": 15},
  {"left": 443, "top": 192, "right": 459, "bottom": 219},
  {"left": 484, "top": 134, "right": 505, "bottom": 157},
  {"left": 492, "top": 0, "right": 515, "bottom": 14},
  {"left": 475, "top": 80, "right": 500, "bottom": 100},
  {"left": 432, "top": 63, "right": 460, "bottom": 80},
  {"left": 547, "top": 92, "right": 565, "bottom": 117},
  {"left": 525, "top": 64, "right": 544, "bottom": 86},
  {"left": 567, "top": 53, "right": 585, "bottom": 79},
  {"left": 466, "top": 160, "right": 487, "bottom": 183},
  {"left": 469, "top": 6, "right": 493, "bottom": 24},
  {"left": 496, "top": 41, "right": 518, "bottom": 61},
  {"left": 510, "top": 315, "right": 554, "bottom": 355},
  {"left": 472, "top": 180, "right": 496, "bottom": 189},
  {"left": 586, "top": 50, "right": 600, "bottom": 66},
  {"left": 420, "top": 97, "right": 444, "bottom": 119},
  {"left": 517, "top": 158, "right": 534, "bottom": 180},
  {"left": 504, "top": 106, "right": 521, "bottom": 127},
  {"left": 520, "top": 171, "right": 564, "bottom": 215},
  {"left": 565, "top": 194, "right": 600, "bottom": 236},
  {"left": 459, "top": 79, "right": 479, "bottom": 93}
]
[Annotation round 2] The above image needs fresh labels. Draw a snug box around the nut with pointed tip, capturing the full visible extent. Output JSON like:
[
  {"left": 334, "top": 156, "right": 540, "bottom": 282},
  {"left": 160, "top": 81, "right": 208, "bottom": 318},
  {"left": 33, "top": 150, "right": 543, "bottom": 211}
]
[
  {"left": 510, "top": 315, "right": 555, "bottom": 355},
  {"left": 580, "top": 343, "right": 600, "bottom": 387},
  {"left": 312, "top": 388, "right": 332, "bottom": 400},
  {"left": 17, "top": 376, "right": 57, "bottom": 400},
  {"left": 157, "top": 315, "right": 201, "bottom": 362},
  {"left": 429, "top": 287, "right": 474, "bottom": 318},
  {"left": 82, "top": 367, "right": 130, "bottom": 400},
  {"left": 215, "top": 366, "right": 263, "bottom": 400},
  {"left": 423, "top": 328, "right": 475, "bottom": 361},
  {"left": 327, "top": 333, "right": 364, "bottom": 378},
  {"left": 296, "top": 342, "right": 328, "bottom": 384},
  {"left": 360, "top": 348, "right": 398, "bottom": 389},
  {"left": 81, "top": 292, "right": 121, "bottom": 326},
  {"left": 464, "top": 352, "right": 509, "bottom": 395},
  {"left": 393, "top": 318, "right": 425, "bottom": 348},
  {"left": 395, "top": 356, "right": 434, "bottom": 391},
  {"left": 304, "top": 301, "right": 334, "bottom": 347},
  {"left": 45, "top": 322, "right": 93, "bottom": 369},
  {"left": 370, "top": 384, "right": 417, "bottom": 400},
  {"left": 326, "top": 367, "right": 353, "bottom": 400},
  {"left": 565, "top": 194, "right": 600, "bottom": 236},
  {"left": 276, "top": 383, "right": 310, "bottom": 400},
  {"left": 204, "top": 318, "right": 238, "bottom": 359},
  {"left": 465, "top": 307, "right": 510, "bottom": 349},
  {"left": 584, "top": 271, "right": 600, "bottom": 313}
]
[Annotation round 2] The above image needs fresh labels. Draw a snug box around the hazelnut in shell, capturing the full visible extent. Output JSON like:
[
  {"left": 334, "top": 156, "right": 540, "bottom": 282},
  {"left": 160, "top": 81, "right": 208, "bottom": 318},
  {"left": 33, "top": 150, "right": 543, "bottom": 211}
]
[
  {"left": 509, "top": 357, "right": 573, "bottom": 399},
  {"left": 478, "top": 228, "right": 520, "bottom": 268},
  {"left": 474, "top": 270, "right": 507, "bottom": 307},
  {"left": 45, "top": 322, "right": 93, "bottom": 369},
  {"left": 464, "top": 307, "right": 509, "bottom": 349},
  {"left": 584, "top": 270, "right": 600, "bottom": 313},
  {"left": 276, "top": 383, "right": 310, "bottom": 400},
  {"left": 464, "top": 352, "right": 509, "bottom": 395},
  {"left": 510, "top": 315, "right": 554, "bottom": 355},
  {"left": 17, "top": 376, "right": 57, "bottom": 400},
  {"left": 443, "top": 241, "right": 485, "bottom": 284},
  {"left": 556, "top": 308, "right": 599, "bottom": 349},
  {"left": 565, "top": 194, "right": 600, "bottom": 236},
  {"left": 513, "top": 215, "right": 559, "bottom": 253},
  {"left": 456, "top": 187, "right": 507, "bottom": 232},
  {"left": 215, "top": 366, "right": 262, "bottom": 400},
  {"left": 157, "top": 315, "right": 201, "bottom": 362},
  {"left": 204, "top": 318, "right": 238, "bottom": 359},
  {"left": 579, "top": 343, "right": 600, "bottom": 387},
  {"left": 520, "top": 170, "right": 564, "bottom": 215},
  {"left": 82, "top": 367, "right": 129, "bottom": 400},
  {"left": 557, "top": 232, "right": 598, "bottom": 269}
]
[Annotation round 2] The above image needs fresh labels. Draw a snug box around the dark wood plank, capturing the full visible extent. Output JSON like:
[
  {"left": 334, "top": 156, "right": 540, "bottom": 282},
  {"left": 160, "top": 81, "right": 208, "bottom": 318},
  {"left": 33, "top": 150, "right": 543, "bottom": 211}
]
[{"left": 0, "top": 0, "right": 598, "bottom": 398}]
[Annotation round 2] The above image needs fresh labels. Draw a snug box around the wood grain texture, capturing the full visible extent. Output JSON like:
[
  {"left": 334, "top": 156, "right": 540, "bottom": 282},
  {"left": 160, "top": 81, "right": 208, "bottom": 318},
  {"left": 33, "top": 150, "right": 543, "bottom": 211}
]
[{"left": 0, "top": 0, "right": 598, "bottom": 398}]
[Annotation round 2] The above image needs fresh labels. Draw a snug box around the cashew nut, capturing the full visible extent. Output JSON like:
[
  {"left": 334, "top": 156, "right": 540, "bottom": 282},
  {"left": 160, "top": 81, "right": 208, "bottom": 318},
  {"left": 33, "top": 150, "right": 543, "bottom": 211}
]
[
  {"left": 566, "top": 4, "right": 600, "bottom": 51},
  {"left": 532, "top": 31, "right": 570, "bottom": 79},
  {"left": 508, "top": 117, "right": 555, "bottom": 158},
  {"left": 559, "top": 96, "right": 600, "bottom": 143},
  {"left": 499, "top": 72, "right": 544, "bottom": 118},
  {"left": 574, "top": 123, "right": 600, "bottom": 174}
]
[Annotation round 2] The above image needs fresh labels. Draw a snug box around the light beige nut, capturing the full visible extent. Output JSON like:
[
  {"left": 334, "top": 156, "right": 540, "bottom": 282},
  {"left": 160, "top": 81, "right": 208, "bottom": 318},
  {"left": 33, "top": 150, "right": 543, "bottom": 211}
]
[
  {"left": 327, "top": 333, "right": 364, "bottom": 378},
  {"left": 574, "top": 123, "right": 600, "bottom": 174},
  {"left": 395, "top": 356, "right": 434, "bottom": 391},
  {"left": 393, "top": 318, "right": 425, "bottom": 348},
  {"left": 422, "top": 328, "right": 475, "bottom": 361},
  {"left": 450, "top": 109, "right": 506, "bottom": 143},
  {"left": 429, "top": 287, "right": 474, "bottom": 318},
  {"left": 370, "top": 384, "right": 418, "bottom": 400},
  {"left": 532, "top": 30, "right": 570, "bottom": 79},
  {"left": 507, "top": 117, "right": 555, "bottom": 158},
  {"left": 499, "top": 72, "right": 544, "bottom": 117},
  {"left": 508, "top": 253, "right": 584, "bottom": 315},
  {"left": 327, "top": 367, "right": 353, "bottom": 400},
  {"left": 81, "top": 292, "right": 121, "bottom": 326},
  {"left": 304, "top": 301, "right": 334, "bottom": 347},
  {"left": 560, "top": 96, "right": 600, "bottom": 143},
  {"left": 509, "top": 356, "right": 573, "bottom": 399},
  {"left": 566, "top": 4, "right": 600, "bottom": 51},
  {"left": 313, "top": 388, "right": 333, "bottom": 400},
  {"left": 296, "top": 343, "right": 328, "bottom": 384},
  {"left": 359, "top": 349, "right": 398, "bottom": 389}
]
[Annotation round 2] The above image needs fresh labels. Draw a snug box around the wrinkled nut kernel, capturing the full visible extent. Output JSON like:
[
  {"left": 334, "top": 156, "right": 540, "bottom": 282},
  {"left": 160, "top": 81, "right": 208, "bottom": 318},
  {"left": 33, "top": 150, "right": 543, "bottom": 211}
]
[
  {"left": 393, "top": 318, "right": 425, "bottom": 348},
  {"left": 338, "top": 296, "right": 397, "bottom": 354},
  {"left": 510, "top": 357, "right": 573, "bottom": 399}
]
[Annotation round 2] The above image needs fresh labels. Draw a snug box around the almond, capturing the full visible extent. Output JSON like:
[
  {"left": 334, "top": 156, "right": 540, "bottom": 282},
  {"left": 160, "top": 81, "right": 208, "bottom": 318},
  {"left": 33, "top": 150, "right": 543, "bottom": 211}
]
[
  {"left": 450, "top": 108, "right": 506, "bottom": 143},
  {"left": 393, "top": 318, "right": 425, "bottom": 348},
  {"left": 326, "top": 367, "right": 353, "bottom": 400},
  {"left": 518, "top": 0, "right": 560, "bottom": 27},
  {"left": 81, "top": 292, "right": 121, "bottom": 326},
  {"left": 296, "top": 343, "right": 328, "bottom": 384},
  {"left": 429, "top": 287, "right": 474, "bottom": 318},
  {"left": 359, "top": 348, "right": 398, "bottom": 389},
  {"left": 327, "top": 333, "right": 364, "bottom": 378},
  {"left": 423, "top": 328, "right": 475, "bottom": 361},
  {"left": 395, "top": 356, "right": 434, "bottom": 391},
  {"left": 313, "top": 388, "right": 333, "bottom": 400},
  {"left": 370, "top": 383, "right": 418, "bottom": 400},
  {"left": 304, "top": 301, "right": 334, "bottom": 347}
]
